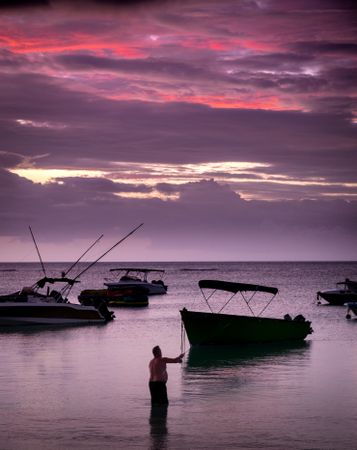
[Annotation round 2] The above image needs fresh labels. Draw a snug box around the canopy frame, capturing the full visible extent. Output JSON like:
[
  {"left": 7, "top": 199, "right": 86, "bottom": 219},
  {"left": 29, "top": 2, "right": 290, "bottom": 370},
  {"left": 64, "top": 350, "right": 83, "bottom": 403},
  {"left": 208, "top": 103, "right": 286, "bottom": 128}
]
[
  {"left": 198, "top": 279, "right": 279, "bottom": 317},
  {"left": 31, "top": 276, "right": 80, "bottom": 302}
]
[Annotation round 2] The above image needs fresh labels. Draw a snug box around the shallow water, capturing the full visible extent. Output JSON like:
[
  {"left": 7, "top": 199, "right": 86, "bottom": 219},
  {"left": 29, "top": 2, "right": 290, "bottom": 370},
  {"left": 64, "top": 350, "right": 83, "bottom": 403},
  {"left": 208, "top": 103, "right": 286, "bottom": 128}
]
[{"left": 0, "top": 261, "right": 357, "bottom": 449}]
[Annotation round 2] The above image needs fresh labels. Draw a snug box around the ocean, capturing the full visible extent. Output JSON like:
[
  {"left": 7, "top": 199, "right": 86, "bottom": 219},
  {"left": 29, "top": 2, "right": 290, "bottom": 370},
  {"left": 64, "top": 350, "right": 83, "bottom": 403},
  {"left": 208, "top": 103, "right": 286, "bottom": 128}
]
[{"left": 0, "top": 261, "right": 357, "bottom": 449}]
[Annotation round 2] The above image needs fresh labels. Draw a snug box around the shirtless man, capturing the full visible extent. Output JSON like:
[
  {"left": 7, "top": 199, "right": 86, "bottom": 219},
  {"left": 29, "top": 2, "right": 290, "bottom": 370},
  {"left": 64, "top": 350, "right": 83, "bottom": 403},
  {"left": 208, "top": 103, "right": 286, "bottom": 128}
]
[{"left": 149, "top": 345, "right": 184, "bottom": 405}]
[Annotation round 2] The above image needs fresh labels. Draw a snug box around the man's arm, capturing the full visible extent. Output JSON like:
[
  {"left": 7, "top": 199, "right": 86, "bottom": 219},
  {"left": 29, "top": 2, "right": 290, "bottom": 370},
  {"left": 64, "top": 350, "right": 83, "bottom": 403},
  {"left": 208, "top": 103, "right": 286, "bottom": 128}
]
[{"left": 163, "top": 353, "right": 185, "bottom": 363}]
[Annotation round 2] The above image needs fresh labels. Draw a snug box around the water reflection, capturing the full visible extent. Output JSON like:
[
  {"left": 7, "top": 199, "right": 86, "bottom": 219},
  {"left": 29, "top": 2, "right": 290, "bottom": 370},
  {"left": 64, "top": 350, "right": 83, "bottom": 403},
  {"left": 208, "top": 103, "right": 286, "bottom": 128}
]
[
  {"left": 186, "top": 341, "right": 310, "bottom": 369},
  {"left": 0, "top": 322, "right": 110, "bottom": 336},
  {"left": 183, "top": 342, "right": 311, "bottom": 401},
  {"left": 149, "top": 405, "right": 168, "bottom": 450}
]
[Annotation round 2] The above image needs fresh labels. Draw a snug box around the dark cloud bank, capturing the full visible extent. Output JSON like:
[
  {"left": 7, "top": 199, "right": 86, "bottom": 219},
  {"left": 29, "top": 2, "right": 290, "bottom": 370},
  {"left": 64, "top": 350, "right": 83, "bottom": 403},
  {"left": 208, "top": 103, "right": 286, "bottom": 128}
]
[
  {"left": 0, "top": 69, "right": 356, "bottom": 261},
  {"left": 1, "top": 170, "right": 356, "bottom": 261}
]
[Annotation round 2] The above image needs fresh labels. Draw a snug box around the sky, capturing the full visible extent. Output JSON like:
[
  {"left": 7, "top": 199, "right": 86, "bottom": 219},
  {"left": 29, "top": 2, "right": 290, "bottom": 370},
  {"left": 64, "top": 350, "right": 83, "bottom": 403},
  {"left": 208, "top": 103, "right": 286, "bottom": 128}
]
[{"left": 0, "top": 0, "right": 356, "bottom": 262}]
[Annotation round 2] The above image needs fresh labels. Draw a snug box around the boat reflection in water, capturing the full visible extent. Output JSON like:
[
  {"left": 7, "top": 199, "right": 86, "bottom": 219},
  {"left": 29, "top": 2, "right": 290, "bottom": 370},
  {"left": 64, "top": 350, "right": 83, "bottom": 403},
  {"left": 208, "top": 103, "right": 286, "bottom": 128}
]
[
  {"left": 183, "top": 342, "right": 311, "bottom": 401},
  {"left": 185, "top": 341, "right": 310, "bottom": 370}
]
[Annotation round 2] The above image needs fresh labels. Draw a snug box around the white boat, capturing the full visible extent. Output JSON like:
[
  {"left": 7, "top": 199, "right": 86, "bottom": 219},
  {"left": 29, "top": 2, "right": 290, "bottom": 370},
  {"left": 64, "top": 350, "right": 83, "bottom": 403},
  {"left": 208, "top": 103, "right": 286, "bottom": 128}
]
[
  {"left": 104, "top": 268, "right": 167, "bottom": 295},
  {"left": 0, "top": 277, "right": 114, "bottom": 326},
  {"left": 317, "top": 278, "right": 357, "bottom": 305},
  {"left": 0, "top": 301, "right": 114, "bottom": 326}
]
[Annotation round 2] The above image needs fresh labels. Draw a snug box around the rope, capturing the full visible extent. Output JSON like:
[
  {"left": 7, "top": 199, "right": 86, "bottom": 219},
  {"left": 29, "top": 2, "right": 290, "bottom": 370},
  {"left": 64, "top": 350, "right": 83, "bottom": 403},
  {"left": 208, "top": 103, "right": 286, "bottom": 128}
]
[{"left": 180, "top": 320, "right": 186, "bottom": 354}]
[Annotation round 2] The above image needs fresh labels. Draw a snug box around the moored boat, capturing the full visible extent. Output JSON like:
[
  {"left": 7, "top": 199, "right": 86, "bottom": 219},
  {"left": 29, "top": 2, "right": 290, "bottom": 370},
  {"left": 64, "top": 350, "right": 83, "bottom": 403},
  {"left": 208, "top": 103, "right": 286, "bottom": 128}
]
[
  {"left": 104, "top": 268, "right": 167, "bottom": 295},
  {"left": 317, "top": 278, "right": 357, "bottom": 305},
  {"left": 0, "top": 301, "right": 113, "bottom": 326},
  {"left": 78, "top": 285, "right": 149, "bottom": 307},
  {"left": 180, "top": 280, "right": 313, "bottom": 346},
  {"left": 0, "top": 277, "right": 114, "bottom": 326}
]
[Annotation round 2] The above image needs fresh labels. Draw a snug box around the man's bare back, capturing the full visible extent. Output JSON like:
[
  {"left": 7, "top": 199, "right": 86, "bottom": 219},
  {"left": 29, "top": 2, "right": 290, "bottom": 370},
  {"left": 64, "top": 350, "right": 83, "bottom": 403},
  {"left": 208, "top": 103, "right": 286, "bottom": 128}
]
[
  {"left": 149, "top": 356, "right": 169, "bottom": 382},
  {"left": 149, "top": 351, "right": 184, "bottom": 381},
  {"left": 148, "top": 346, "right": 184, "bottom": 405}
]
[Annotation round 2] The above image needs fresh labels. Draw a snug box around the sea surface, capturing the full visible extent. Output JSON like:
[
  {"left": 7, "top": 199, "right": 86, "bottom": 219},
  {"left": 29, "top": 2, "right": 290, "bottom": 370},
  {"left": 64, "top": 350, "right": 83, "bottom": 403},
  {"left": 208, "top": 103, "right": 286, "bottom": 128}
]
[{"left": 0, "top": 261, "right": 357, "bottom": 450}]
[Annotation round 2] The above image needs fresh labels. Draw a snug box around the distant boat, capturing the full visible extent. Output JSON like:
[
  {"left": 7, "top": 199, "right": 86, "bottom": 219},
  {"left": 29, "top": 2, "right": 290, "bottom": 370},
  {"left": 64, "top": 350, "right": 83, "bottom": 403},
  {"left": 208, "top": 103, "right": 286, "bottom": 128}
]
[
  {"left": 78, "top": 285, "right": 149, "bottom": 307},
  {"left": 0, "top": 277, "right": 114, "bottom": 326},
  {"left": 180, "top": 279, "right": 313, "bottom": 346},
  {"left": 317, "top": 278, "right": 357, "bottom": 305},
  {"left": 104, "top": 268, "right": 167, "bottom": 295},
  {"left": 346, "top": 302, "right": 357, "bottom": 319}
]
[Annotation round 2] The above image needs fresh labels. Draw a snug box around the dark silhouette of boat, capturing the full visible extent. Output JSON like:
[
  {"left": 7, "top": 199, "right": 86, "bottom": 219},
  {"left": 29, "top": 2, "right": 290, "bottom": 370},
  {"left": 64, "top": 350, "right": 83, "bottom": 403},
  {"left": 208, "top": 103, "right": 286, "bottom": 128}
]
[
  {"left": 180, "top": 280, "right": 313, "bottom": 346},
  {"left": 317, "top": 278, "right": 357, "bottom": 305},
  {"left": 78, "top": 284, "right": 149, "bottom": 307}
]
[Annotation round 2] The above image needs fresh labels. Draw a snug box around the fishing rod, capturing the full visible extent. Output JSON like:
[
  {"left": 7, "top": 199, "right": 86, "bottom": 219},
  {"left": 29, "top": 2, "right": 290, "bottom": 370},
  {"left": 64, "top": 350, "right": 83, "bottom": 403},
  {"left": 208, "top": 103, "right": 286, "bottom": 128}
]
[
  {"left": 73, "top": 223, "right": 144, "bottom": 282},
  {"left": 29, "top": 226, "right": 47, "bottom": 277},
  {"left": 62, "top": 234, "right": 104, "bottom": 277}
]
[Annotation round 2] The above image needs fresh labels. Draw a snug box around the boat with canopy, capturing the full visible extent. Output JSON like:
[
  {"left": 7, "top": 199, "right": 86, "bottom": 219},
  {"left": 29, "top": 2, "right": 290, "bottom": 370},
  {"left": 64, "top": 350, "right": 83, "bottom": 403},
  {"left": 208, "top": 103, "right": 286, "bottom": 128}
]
[
  {"left": 104, "top": 268, "right": 167, "bottom": 295},
  {"left": 180, "top": 279, "right": 313, "bottom": 346},
  {"left": 317, "top": 278, "right": 357, "bottom": 305}
]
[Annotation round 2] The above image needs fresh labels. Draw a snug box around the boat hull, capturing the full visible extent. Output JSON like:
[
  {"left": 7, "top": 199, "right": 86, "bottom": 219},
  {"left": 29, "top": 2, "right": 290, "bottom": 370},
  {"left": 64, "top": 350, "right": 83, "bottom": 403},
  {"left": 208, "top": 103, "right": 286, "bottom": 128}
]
[
  {"left": 317, "top": 290, "right": 357, "bottom": 305},
  {"left": 180, "top": 309, "right": 312, "bottom": 346},
  {"left": 104, "top": 281, "right": 166, "bottom": 295},
  {"left": 79, "top": 287, "right": 149, "bottom": 307},
  {"left": 0, "top": 303, "right": 110, "bottom": 326}
]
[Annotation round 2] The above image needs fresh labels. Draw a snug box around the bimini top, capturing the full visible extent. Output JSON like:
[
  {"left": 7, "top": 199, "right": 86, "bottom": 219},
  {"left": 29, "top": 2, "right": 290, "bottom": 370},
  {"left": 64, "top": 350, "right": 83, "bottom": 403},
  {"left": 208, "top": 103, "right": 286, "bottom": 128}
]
[
  {"left": 337, "top": 278, "right": 357, "bottom": 288},
  {"left": 198, "top": 279, "right": 278, "bottom": 295},
  {"left": 109, "top": 268, "right": 165, "bottom": 273}
]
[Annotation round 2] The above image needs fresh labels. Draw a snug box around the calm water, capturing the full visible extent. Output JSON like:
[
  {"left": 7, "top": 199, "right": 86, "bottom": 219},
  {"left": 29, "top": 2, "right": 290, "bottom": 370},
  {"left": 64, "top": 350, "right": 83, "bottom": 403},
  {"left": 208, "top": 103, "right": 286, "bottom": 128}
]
[{"left": 0, "top": 261, "right": 357, "bottom": 450}]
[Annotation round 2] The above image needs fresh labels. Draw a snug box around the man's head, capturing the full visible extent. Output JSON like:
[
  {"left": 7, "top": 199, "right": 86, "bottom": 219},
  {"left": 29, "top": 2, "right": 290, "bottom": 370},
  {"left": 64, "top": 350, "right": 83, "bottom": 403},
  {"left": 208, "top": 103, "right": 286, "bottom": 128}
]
[{"left": 152, "top": 345, "right": 162, "bottom": 357}]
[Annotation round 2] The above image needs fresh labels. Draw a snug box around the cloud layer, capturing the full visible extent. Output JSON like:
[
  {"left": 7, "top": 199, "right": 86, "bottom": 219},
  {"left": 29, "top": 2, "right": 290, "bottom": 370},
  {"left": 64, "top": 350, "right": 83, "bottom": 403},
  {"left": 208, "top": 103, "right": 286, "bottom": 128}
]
[{"left": 0, "top": 0, "right": 356, "bottom": 260}]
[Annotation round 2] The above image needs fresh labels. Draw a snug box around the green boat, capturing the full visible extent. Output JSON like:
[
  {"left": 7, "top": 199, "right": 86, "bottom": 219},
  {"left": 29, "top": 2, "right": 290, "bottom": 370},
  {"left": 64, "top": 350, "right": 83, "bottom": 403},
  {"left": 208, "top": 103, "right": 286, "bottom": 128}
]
[
  {"left": 78, "top": 285, "right": 149, "bottom": 307},
  {"left": 180, "top": 280, "right": 313, "bottom": 346}
]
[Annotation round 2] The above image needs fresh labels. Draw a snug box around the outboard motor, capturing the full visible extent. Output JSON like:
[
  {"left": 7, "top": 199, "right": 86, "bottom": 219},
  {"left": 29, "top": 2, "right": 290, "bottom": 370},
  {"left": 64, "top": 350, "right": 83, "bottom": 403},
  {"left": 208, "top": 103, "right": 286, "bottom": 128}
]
[
  {"left": 152, "top": 279, "right": 167, "bottom": 291},
  {"left": 93, "top": 299, "right": 115, "bottom": 321}
]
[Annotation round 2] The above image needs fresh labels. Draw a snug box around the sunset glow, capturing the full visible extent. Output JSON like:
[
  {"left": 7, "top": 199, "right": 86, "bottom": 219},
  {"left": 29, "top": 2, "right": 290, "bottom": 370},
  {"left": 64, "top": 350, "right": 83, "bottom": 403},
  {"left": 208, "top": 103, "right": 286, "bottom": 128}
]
[{"left": 0, "top": 0, "right": 356, "bottom": 261}]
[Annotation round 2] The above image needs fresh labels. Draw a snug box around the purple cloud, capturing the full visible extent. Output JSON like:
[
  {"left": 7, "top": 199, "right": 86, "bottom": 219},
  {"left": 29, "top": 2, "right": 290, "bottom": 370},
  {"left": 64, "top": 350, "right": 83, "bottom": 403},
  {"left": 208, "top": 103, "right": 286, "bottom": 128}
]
[{"left": 0, "top": 0, "right": 356, "bottom": 260}]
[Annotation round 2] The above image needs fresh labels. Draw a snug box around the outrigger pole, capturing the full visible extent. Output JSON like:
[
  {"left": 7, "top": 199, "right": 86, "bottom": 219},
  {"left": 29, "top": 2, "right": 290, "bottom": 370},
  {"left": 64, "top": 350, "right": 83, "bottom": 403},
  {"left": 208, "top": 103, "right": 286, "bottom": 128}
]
[
  {"left": 29, "top": 226, "right": 47, "bottom": 277},
  {"left": 63, "top": 234, "right": 104, "bottom": 277},
  {"left": 73, "top": 223, "right": 144, "bottom": 282}
]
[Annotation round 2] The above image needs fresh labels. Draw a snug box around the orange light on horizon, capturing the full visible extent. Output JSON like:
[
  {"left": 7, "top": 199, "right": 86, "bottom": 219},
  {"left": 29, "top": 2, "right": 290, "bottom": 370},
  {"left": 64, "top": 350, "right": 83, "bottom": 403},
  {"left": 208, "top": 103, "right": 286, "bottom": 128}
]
[{"left": 0, "top": 32, "right": 145, "bottom": 59}]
